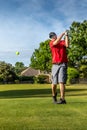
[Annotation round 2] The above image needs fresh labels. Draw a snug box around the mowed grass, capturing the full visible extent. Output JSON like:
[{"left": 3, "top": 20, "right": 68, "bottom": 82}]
[{"left": 0, "top": 84, "right": 87, "bottom": 130}]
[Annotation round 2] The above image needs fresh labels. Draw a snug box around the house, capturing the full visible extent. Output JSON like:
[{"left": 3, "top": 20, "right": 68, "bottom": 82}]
[
  {"left": 21, "top": 67, "right": 40, "bottom": 76},
  {"left": 21, "top": 67, "right": 51, "bottom": 83}
]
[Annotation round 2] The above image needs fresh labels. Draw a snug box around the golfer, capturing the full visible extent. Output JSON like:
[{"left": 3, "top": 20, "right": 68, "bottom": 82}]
[{"left": 49, "top": 31, "right": 69, "bottom": 104}]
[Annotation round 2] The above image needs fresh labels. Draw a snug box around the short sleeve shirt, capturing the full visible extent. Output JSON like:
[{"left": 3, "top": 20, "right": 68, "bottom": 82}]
[{"left": 49, "top": 40, "right": 68, "bottom": 63}]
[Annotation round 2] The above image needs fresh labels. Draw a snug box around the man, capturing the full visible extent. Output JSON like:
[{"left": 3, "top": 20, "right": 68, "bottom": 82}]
[{"left": 49, "top": 31, "right": 69, "bottom": 104}]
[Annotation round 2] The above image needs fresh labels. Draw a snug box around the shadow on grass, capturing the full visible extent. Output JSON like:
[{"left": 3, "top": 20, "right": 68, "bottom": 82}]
[
  {"left": 0, "top": 88, "right": 51, "bottom": 99},
  {"left": 66, "top": 88, "right": 87, "bottom": 96},
  {"left": 0, "top": 88, "right": 87, "bottom": 99}
]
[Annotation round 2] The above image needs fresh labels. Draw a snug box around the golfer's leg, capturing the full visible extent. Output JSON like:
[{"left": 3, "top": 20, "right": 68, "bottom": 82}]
[
  {"left": 59, "top": 83, "right": 65, "bottom": 100},
  {"left": 51, "top": 64, "right": 58, "bottom": 103},
  {"left": 51, "top": 64, "right": 58, "bottom": 96},
  {"left": 58, "top": 64, "right": 67, "bottom": 100},
  {"left": 52, "top": 84, "right": 57, "bottom": 96},
  {"left": 51, "top": 84, "right": 57, "bottom": 103}
]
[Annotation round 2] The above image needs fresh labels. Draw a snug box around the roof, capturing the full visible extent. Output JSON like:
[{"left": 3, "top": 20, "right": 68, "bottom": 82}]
[{"left": 21, "top": 67, "right": 40, "bottom": 76}]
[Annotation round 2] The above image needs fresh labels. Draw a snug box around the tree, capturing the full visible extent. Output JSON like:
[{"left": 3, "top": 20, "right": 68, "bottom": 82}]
[
  {"left": 0, "top": 61, "right": 17, "bottom": 83},
  {"left": 14, "top": 62, "right": 27, "bottom": 75},
  {"left": 68, "top": 20, "right": 87, "bottom": 67},
  {"left": 30, "top": 40, "right": 52, "bottom": 72}
]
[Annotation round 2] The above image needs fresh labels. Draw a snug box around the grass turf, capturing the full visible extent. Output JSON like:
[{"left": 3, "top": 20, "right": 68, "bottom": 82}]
[{"left": 0, "top": 84, "right": 87, "bottom": 130}]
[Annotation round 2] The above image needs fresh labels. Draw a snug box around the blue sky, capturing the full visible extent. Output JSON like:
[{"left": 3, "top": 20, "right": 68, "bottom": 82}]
[{"left": 0, "top": 0, "right": 87, "bottom": 66}]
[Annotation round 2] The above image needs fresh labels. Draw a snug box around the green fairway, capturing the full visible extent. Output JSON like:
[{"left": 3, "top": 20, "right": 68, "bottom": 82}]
[{"left": 0, "top": 84, "right": 87, "bottom": 130}]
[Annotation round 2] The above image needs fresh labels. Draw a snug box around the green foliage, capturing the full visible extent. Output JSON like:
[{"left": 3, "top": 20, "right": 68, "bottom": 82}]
[
  {"left": 68, "top": 20, "right": 87, "bottom": 66},
  {"left": 14, "top": 62, "right": 27, "bottom": 75},
  {"left": 30, "top": 40, "right": 52, "bottom": 72},
  {"left": 34, "top": 75, "right": 49, "bottom": 84},
  {"left": 0, "top": 61, "right": 17, "bottom": 83},
  {"left": 67, "top": 67, "right": 79, "bottom": 84},
  {"left": 19, "top": 76, "right": 35, "bottom": 83},
  {"left": 79, "top": 65, "right": 87, "bottom": 78}
]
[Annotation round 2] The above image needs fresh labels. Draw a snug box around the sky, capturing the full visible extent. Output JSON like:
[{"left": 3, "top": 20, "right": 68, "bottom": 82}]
[{"left": 0, "top": 0, "right": 87, "bottom": 66}]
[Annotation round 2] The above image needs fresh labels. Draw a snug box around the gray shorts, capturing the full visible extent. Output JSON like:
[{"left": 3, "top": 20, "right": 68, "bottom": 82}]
[{"left": 51, "top": 63, "right": 67, "bottom": 84}]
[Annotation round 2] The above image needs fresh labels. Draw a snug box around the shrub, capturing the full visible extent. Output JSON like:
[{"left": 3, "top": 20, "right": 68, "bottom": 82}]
[
  {"left": 0, "top": 76, "right": 3, "bottom": 84},
  {"left": 79, "top": 65, "right": 87, "bottom": 78},
  {"left": 67, "top": 67, "right": 79, "bottom": 84},
  {"left": 14, "top": 80, "right": 20, "bottom": 84},
  {"left": 19, "top": 76, "right": 35, "bottom": 83},
  {"left": 34, "top": 75, "right": 49, "bottom": 84}
]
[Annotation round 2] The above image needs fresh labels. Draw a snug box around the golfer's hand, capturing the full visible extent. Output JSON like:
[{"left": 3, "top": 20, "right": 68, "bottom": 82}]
[{"left": 65, "top": 31, "right": 68, "bottom": 36}]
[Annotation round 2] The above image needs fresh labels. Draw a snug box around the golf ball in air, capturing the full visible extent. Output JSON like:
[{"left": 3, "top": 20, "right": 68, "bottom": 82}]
[{"left": 16, "top": 51, "right": 20, "bottom": 55}]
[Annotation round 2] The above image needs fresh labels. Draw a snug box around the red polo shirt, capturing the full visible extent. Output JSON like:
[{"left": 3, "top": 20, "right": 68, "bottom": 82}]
[{"left": 49, "top": 40, "right": 68, "bottom": 63}]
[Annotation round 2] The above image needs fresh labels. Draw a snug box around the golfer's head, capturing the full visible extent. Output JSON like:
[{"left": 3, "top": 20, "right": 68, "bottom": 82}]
[{"left": 49, "top": 32, "right": 57, "bottom": 39}]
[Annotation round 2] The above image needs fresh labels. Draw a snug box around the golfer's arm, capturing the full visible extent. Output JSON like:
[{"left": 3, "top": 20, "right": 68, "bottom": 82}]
[
  {"left": 65, "top": 35, "right": 69, "bottom": 47},
  {"left": 53, "top": 32, "right": 65, "bottom": 45}
]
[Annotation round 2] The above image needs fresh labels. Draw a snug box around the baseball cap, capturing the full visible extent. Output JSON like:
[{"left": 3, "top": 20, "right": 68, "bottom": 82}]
[{"left": 49, "top": 32, "right": 57, "bottom": 38}]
